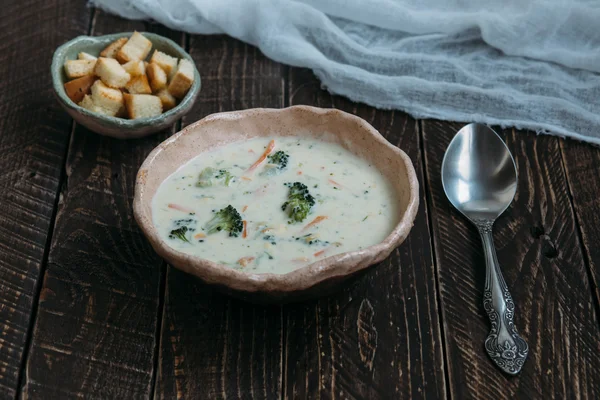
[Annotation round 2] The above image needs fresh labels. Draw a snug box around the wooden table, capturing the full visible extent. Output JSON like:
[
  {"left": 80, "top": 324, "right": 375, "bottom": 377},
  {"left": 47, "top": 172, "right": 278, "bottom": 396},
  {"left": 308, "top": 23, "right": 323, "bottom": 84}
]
[{"left": 1, "top": 3, "right": 599, "bottom": 399}]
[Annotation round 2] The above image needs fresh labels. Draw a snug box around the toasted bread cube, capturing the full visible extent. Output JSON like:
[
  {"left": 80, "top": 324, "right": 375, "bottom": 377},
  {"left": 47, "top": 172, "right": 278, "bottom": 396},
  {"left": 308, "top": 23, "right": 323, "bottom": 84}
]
[
  {"left": 149, "top": 50, "right": 178, "bottom": 78},
  {"left": 122, "top": 60, "right": 145, "bottom": 77},
  {"left": 99, "top": 37, "right": 127, "bottom": 58},
  {"left": 90, "top": 80, "right": 124, "bottom": 116},
  {"left": 156, "top": 89, "right": 177, "bottom": 111},
  {"left": 64, "top": 74, "right": 96, "bottom": 103},
  {"left": 64, "top": 59, "right": 96, "bottom": 79},
  {"left": 123, "top": 93, "right": 162, "bottom": 119},
  {"left": 78, "top": 94, "right": 95, "bottom": 110},
  {"left": 78, "top": 93, "right": 121, "bottom": 117},
  {"left": 125, "top": 75, "right": 152, "bottom": 94},
  {"left": 147, "top": 63, "right": 167, "bottom": 92},
  {"left": 168, "top": 59, "right": 194, "bottom": 99},
  {"left": 116, "top": 32, "right": 152, "bottom": 63},
  {"left": 94, "top": 57, "right": 131, "bottom": 88},
  {"left": 78, "top": 52, "right": 97, "bottom": 61}
]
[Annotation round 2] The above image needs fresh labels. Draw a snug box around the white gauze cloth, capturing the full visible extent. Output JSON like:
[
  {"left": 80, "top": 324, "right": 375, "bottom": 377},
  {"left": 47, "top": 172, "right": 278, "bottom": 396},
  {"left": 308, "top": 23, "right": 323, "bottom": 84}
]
[{"left": 91, "top": 0, "right": 600, "bottom": 144}]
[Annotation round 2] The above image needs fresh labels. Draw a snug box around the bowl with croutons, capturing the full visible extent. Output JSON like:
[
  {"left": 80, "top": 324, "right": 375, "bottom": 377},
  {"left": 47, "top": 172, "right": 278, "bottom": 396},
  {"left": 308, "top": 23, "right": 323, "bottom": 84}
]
[{"left": 51, "top": 32, "right": 201, "bottom": 139}]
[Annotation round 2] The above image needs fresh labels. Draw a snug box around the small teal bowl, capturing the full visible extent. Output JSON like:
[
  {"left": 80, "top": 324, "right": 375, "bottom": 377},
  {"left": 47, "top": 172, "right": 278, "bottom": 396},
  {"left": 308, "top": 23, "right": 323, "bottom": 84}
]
[{"left": 51, "top": 32, "right": 201, "bottom": 139}]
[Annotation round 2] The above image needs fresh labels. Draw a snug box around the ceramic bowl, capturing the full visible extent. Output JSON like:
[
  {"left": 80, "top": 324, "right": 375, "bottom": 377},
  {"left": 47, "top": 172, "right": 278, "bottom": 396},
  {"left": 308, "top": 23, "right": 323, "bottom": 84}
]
[
  {"left": 133, "top": 106, "right": 419, "bottom": 302},
  {"left": 51, "top": 32, "right": 201, "bottom": 139}
]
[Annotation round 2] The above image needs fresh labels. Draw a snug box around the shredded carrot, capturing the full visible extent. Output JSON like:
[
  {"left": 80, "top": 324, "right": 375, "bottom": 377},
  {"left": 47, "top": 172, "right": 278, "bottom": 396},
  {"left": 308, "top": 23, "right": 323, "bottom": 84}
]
[
  {"left": 194, "top": 233, "right": 206, "bottom": 239},
  {"left": 297, "top": 171, "right": 303, "bottom": 175},
  {"left": 168, "top": 203, "right": 194, "bottom": 213},
  {"left": 328, "top": 179, "right": 343, "bottom": 188},
  {"left": 241, "top": 176, "right": 252, "bottom": 181},
  {"left": 242, "top": 220, "right": 248, "bottom": 238},
  {"left": 254, "top": 183, "right": 272, "bottom": 198},
  {"left": 314, "top": 250, "right": 327, "bottom": 257},
  {"left": 303, "top": 215, "right": 328, "bottom": 231},
  {"left": 292, "top": 257, "right": 310, "bottom": 263},
  {"left": 247, "top": 139, "right": 275, "bottom": 172},
  {"left": 237, "top": 256, "right": 255, "bottom": 267},
  {"left": 242, "top": 205, "right": 248, "bottom": 212}
]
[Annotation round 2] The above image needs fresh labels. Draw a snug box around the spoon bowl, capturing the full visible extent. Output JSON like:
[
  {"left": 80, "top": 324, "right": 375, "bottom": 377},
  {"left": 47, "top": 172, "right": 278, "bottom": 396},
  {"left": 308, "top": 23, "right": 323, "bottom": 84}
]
[
  {"left": 441, "top": 123, "right": 517, "bottom": 222},
  {"left": 441, "top": 123, "right": 528, "bottom": 375}
]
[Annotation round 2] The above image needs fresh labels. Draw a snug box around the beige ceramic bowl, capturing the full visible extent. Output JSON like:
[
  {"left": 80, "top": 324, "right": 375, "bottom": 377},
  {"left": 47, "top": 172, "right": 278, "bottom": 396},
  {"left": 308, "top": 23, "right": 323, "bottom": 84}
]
[{"left": 134, "top": 106, "right": 419, "bottom": 302}]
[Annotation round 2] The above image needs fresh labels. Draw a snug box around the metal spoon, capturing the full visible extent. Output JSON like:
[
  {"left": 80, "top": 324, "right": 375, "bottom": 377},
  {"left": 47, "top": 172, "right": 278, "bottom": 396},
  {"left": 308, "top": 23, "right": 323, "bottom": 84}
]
[{"left": 441, "top": 123, "right": 528, "bottom": 375}]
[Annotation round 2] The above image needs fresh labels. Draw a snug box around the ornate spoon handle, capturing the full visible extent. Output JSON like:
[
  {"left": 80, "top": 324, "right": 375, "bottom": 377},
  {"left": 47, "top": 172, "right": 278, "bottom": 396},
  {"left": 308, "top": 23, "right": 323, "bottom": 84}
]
[{"left": 477, "top": 221, "right": 528, "bottom": 375}]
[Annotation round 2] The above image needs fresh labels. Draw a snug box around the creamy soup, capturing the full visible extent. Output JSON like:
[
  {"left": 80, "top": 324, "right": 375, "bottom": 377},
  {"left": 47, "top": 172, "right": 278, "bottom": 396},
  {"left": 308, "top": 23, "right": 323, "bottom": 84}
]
[{"left": 152, "top": 137, "right": 398, "bottom": 274}]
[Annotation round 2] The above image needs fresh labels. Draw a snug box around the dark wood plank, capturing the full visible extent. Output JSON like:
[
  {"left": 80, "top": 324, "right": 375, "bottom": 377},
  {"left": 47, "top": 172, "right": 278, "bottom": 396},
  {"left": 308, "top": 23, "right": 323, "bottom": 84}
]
[
  {"left": 283, "top": 69, "right": 446, "bottom": 399},
  {"left": 155, "top": 37, "right": 285, "bottom": 399},
  {"left": 560, "top": 140, "right": 600, "bottom": 308},
  {"left": 422, "top": 121, "right": 600, "bottom": 399},
  {"left": 21, "top": 12, "right": 183, "bottom": 399},
  {"left": 0, "top": 1, "right": 91, "bottom": 397}
]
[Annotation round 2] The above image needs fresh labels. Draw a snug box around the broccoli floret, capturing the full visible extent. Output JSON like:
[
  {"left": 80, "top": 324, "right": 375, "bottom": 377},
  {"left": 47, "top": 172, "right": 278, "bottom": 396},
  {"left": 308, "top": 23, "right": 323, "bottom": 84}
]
[
  {"left": 261, "top": 151, "right": 289, "bottom": 176},
  {"left": 168, "top": 218, "right": 196, "bottom": 243},
  {"left": 169, "top": 227, "right": 190, "bottom": 243},
  {"left": 196, "top": 167, "right": 234, "bottom": 187},
  {"left": 203, "top": 205, "right": 243, "bottom": 237},
  {"left": 281, "top": 182, "right": 315, "bottom": 223}
]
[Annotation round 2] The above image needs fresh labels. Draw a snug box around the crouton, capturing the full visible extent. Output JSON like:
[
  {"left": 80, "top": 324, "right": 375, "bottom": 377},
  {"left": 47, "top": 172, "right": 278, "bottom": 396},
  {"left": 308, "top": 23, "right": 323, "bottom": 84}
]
[
  {"left": 90, "top": 80, "right": 124, "bottom": 116},
  {"left": 123, "top": 93, "right": 162, "bottom": 119},
  {"left": 78, "top": 94, "right": 95, "bottom": 110},
  {"left": 78, "top": 52, "right": 97, "bottom": 61},
  {"left": 167, "top": 59, "right": 194, "bottom": 99},
  {"left": 146, "top": 63, "right": 167, "bottom": 92},
  {"left": 125, "top": 75, "right": 152, "bottom": 94},
  {"left": 64, "top": 59, "right": 96, "bottom": 79},
  {"left": 122, "top": 60, "right": 145, "bottom": 77},
  {"left": 94, "top": 57, "right": 131, "bottom": 88},
  {"left": 99, "top": 37, "right": 127, "bottom": 58},
  {"left": 63, "top": 74, "right": 96, "bottom": 103},
  {"left": 78, "top": 93, "right": 122, "bottom": 117},
  {"left": 116, "top": 32, "right": 152, "bottom": 63},
  {"left": 149, "top": 50, "right": 178, "bottom": 78},
  {"left": 156, "top": 88, "right": 177, "bottom": 111}
]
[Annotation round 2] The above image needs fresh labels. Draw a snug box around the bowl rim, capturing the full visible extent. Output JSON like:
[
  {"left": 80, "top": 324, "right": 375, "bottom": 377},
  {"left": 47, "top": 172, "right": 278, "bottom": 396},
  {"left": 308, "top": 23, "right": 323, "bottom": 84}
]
[
  {"left": 51, "top": 31, "right": 201, "bottom": 128},
  {"left": 133, "top": 105, "right": 420, "bottom": 294}
]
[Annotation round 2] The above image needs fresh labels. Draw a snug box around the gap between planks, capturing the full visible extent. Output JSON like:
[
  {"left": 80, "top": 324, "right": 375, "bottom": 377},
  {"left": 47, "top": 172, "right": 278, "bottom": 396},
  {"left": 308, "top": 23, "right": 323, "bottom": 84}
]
[
  {"left": 557, "top": 142, "right": 600, "bottom": 328},
  {"left": 14, "top": 8, "right": 98, "bottom": 396},
  {"left": 149, "top": 35, "right": 188, "bottom": 400},
  {"left": 418, "top": 119, "right": 452, "bottom": 400}
]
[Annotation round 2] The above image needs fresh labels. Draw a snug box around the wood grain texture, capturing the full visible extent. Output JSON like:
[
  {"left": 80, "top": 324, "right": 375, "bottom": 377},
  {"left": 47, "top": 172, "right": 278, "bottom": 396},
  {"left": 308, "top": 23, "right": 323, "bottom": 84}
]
[
  {"left": 154, "top": 36, "right": 285, "bottom": 399},
  {"left": 21, "top": 12, "right": 182, "bottom": 399},
  {"left": 560, "top": 140, "right": 600, "bottom": 308},
  {"left": 283, "top": 69, "right": 446, "bottom": 399},
  {"left": 0, "top": 1, "right": 91, "bottom": 398},
  {"left": 422, "top": 121, "right": 600, "bottom": 399}
]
